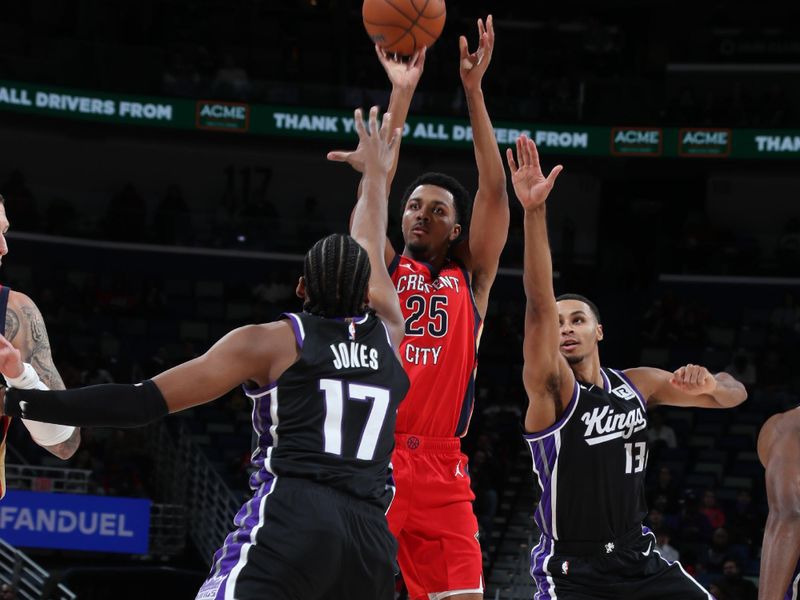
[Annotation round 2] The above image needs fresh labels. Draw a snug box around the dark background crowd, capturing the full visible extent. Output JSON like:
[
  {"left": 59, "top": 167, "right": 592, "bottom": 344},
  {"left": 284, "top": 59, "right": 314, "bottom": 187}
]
[{"left": 1, "top": 0, "right": 799, "bottom": 597}]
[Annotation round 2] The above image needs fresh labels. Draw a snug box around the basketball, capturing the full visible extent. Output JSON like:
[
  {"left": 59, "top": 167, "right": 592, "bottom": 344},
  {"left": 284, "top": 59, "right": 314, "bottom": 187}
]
[{"left": 362, "top": 0, "right": 446, "bottom": 56}]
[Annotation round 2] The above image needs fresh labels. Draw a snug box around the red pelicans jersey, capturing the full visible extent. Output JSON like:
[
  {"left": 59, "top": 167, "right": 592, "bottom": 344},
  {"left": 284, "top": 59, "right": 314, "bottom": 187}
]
[{"left": 389, "top": 254, "right": 482, "bottom": 437}]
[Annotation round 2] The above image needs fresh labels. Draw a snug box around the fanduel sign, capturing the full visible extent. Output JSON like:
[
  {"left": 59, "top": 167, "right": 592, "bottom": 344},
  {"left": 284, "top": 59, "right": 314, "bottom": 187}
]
[{"left": 0, "top": 490, "right": 150, "bottom": 554}]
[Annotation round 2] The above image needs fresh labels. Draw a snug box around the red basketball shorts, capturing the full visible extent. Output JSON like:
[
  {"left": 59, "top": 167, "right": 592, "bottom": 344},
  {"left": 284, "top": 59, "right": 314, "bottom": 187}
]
[{"left": 387, "top": 434, "right": 483, "bottom": 600}]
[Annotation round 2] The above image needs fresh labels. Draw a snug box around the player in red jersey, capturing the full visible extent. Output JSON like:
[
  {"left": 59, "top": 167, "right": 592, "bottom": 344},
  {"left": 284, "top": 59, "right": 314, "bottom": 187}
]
[
  {"left": 0, "top": 195, "right": 80, "bottom": 497},
  {"left": 330, "top": 16, "right": 507, "bottom": 600}
]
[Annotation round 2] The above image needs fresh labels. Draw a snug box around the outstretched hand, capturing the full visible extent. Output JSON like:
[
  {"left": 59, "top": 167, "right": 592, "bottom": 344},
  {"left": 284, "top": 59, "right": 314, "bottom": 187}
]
[
  {"left": 506, "top": 135, "right": 563, "bottom": 211},
  {"left": 327, "top": 106, "right": 401, "bottom": 176},
  {"left": 670, "top": 364, "right": 717, "bottom": 396},
  {"left": 459, "top": 15, "right": 495, "bottom": 90},
  {"left": 0, "top": 334, "right": 23, "bottom": 380},
  {"left": 376, "top": 44, "right": 426, "bottom": 91}
]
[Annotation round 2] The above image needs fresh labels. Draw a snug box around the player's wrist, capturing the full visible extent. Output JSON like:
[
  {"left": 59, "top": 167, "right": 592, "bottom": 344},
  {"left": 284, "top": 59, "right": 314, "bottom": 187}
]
[{"left": 4, "top": 362, "right": 40, "bottom": 389}]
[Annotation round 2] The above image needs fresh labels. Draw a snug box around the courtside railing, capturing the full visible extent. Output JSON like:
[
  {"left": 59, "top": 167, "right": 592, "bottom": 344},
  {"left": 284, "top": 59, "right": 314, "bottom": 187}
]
[
  {"left": 143, "top": 420, "right": 241, "bottom": 566},
  {"left": 0, "top": 537, "right": 76, "bottom": 600},
  {"left": 4, "top": 464, "right": 92, "bottom": 495}
]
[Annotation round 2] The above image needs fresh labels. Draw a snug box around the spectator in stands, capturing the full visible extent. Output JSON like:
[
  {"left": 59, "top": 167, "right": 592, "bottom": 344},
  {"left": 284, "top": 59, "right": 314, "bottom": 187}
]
[
  {"left": 677, "top": 489, "right": 713, "bottom": 543},
  {"left": 707, "top": 582, "right": 727, "bottom": 600},
  {"left": 654, "top": 528, "right": 680, "bottom": 563},
  {"left": 105, "top": 183, "right": 146, "bottom": 242},
  {"left": 699, "top": 489, "right": 726, "bottom": 529},
  {"left": 80, "top": 354, "right": 115, "bottom": 386},
  {"left": 712, "top": 558, "right": 757, "bottom": 600},
  {"left": 771, "top": 291, "right": 800, "bottom": 334},
  {"left": 701, "top": 527, "right": 735, "bottom": 574},
  {"left": 162, "top": 50, "right": 200, "bottom": 96},
  {"left": 647, "top": 466, "right": 681, "bottom": 515},
  {"left": 213, "top": 52, "right": 250, "bottom": 99},
  {"left": 252, "top": 270, "right": 295, "bottom": 305},
  {"left": 726, "top": 489, "right": 760, "bottom": 546},
  {"left": 0, "top": 171, "right": 39, "bottom": 232},
  {"left": 297, "top": 195, "right": 328, "bottom": 251},
  {"left": 468, "top": 448, "right": 497, "bottom": 548},
  {"left": 724, "top": 352, "right": 757, "bottom": 388},
  {"left": 647, "top": 411, "right": 677, "bottom": 450},
  {"left": 0, "top": 582, "right": 16, "bottom": 599},
  {"left": 152, "top": 184, "right": 189, "bottom": 245}
]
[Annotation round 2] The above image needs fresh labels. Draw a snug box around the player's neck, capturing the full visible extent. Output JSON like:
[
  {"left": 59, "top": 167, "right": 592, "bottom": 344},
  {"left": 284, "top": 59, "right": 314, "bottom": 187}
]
[
  {"left": 570, "top": 354, "right": 603, "bottom": 388},
  {"left": 403, "top": 246, "right": 449, "bottom": 272}
]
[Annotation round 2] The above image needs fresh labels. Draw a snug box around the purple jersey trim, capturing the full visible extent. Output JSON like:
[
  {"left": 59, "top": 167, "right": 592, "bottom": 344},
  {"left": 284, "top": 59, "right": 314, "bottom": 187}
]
[
  {"left": 524, "top": 380, "right": 581, "bottom": 441},
  {"left": 600, "top": 368, "right": 612, "bottom": 392},
  {"left": 281, "top": 312, "right": 305, "bottom": 348}
]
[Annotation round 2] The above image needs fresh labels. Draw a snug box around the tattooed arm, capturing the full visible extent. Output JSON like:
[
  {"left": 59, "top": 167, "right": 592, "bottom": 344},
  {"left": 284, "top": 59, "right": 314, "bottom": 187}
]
[{"left": 5, "top": 291, "right": 80, "bottom": 459}]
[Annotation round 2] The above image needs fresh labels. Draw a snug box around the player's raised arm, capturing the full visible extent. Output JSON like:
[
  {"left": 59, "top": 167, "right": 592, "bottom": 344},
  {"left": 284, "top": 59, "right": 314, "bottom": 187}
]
[
  {"left": 506, "top": 135, "right": 569, "bottom": 432},
  {"left": 341, "top": 107, "right": 405, "bottom": 348},
  {"left": 452, "top": 15, "right": 509, "bottom": 318},
  {"left": 330, "top": 46, "right": 426, "bottom": 267},
  {"left": 624, "top": 364, "right": 747, "bottom": 409}
]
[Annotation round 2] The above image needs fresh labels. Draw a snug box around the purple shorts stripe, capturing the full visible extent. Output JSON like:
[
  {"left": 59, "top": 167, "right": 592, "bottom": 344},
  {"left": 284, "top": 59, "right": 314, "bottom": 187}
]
[{"left": 530, "top": 536, "right": 555, "bottom": 599}]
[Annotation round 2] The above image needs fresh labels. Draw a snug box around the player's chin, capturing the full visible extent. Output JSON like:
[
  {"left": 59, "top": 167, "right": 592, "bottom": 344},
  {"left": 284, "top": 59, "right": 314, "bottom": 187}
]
[{"left": 405, "top": 240, "right": 430, "bottom": 255}]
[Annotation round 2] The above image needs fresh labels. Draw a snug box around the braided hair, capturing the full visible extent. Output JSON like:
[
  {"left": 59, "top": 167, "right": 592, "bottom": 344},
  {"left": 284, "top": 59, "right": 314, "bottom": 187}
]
[{"left": 303, "top": 234, "right": 371, "bottom": 318}]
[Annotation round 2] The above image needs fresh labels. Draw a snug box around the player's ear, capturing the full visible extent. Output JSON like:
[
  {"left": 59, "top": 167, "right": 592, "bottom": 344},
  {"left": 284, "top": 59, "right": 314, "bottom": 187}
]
[
  {"left": 296, "top": 276, "right": 306, "bottom": 300},
  {"left": 596, "top": 323, "right": 604, "bottom": 342},
  {"left": 449, "top": 223, "right": 462, "bottom": 242}
]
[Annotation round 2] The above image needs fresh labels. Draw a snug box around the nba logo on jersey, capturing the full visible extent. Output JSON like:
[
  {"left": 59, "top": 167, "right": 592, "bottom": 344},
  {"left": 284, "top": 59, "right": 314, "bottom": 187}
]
[
  {"left": 610, "top": 384, "right": 636, "bottom": 401},
  {"left": 561, "top": 561, "right": 569, "bottom": 575}
]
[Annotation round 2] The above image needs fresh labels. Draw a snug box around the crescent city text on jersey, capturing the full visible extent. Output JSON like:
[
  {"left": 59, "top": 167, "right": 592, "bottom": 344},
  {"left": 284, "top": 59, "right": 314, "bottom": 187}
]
[
  {"left": 330, "top": 342, "right": 380, "bottom": 371},
  {"left": 395, "top": 274, "right": 461, "bottom": 294}
]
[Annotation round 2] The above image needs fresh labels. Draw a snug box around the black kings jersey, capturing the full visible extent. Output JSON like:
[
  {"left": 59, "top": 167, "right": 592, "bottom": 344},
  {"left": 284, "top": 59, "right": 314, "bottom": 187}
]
[
  {"left": 244, "top": 312, "right": 409, "bottom": 508},
  {"left": 524, "top": 368, "right": 649, "bottom": 542}
]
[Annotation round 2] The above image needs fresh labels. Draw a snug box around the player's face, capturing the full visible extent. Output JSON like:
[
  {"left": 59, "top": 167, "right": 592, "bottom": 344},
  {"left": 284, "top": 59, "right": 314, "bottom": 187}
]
[
  {"left": 401, "top": 185, "right": 461, "bottom": 257},
  {"left": 0, "top": 204, "right": 9, "bottom": 266},
  {"left": 557, "top": 299, "right": 603, "bottom": 365}
]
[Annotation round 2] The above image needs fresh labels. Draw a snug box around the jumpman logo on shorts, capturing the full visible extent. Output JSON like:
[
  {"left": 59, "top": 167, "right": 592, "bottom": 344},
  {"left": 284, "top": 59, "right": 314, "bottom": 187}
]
[{"left": 454, "top": 460, "right": 465, "bottom": 478}]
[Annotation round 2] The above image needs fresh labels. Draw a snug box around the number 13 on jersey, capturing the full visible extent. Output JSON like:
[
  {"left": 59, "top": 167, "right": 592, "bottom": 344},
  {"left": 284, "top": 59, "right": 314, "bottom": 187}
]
[{"left": 624, "top": 442, "right": 648, "bottom": 474}]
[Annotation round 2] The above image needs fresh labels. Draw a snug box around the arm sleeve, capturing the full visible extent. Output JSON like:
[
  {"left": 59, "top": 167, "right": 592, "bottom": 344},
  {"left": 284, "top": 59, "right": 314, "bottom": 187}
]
[
  {"left": 21, "top": 419, "right": 75, "bottom": 446},
  {"left": 4, "top": 380, "right": 169, "bottom": 428}
]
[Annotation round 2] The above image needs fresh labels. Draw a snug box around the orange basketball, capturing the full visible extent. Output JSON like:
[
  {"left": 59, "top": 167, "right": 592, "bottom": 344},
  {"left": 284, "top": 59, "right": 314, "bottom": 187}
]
[{"left": 363, "top": 0, "right": 446, "bottom": 56}]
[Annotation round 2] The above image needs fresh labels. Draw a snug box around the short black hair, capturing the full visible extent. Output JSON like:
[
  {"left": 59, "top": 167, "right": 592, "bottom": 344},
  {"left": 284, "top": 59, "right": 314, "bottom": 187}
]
[
  {"left": 399, "top": 172, "right": 472, "bottom": 242},
  {"left": 303, "top": 234, "right": 371, "bottom": 318},
  {"left": 556, "top": 293, "right": 602, "bottom": 324}
]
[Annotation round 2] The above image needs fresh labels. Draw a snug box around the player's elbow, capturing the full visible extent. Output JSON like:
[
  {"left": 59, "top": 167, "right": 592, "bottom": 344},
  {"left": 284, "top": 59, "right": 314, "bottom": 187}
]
[
  {"left": 769, "top": 483, "right": 800, "bottom": 523},
  {"left": 45, "top": 442, "right": 77, "bottom": 460}
]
